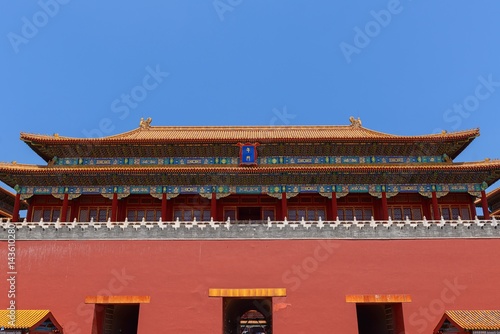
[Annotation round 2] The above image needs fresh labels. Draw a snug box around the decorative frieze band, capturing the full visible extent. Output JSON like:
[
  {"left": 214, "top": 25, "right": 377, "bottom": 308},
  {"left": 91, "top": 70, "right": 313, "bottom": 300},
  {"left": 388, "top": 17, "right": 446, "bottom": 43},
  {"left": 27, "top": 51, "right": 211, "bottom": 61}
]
[
  {"left": 53, "top": 155, "right": 446, "bottom": 167},
  {"left": 17, "top": 182, "right": 487, "bottom": 200}
]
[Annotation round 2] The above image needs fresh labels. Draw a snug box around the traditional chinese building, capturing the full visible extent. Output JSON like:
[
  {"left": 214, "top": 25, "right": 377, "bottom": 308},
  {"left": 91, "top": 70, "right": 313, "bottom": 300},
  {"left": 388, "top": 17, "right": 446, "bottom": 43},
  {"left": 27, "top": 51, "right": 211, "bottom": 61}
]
[
  {"left": 1, "top": 118, "right": 500, "bottom": 334},
  {"left": 0, "top": 186, "right": 27, "bottom": 220},
  {"left": 1, "top": 118, "right": 499, "bottom": 224}
]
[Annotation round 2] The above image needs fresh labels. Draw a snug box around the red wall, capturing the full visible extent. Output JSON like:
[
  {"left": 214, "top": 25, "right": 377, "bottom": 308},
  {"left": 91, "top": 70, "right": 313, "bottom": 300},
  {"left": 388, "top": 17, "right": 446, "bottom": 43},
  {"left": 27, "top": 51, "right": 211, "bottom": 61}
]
[{"left": 1, "top": 238, "right": 499, "bottom": 334}]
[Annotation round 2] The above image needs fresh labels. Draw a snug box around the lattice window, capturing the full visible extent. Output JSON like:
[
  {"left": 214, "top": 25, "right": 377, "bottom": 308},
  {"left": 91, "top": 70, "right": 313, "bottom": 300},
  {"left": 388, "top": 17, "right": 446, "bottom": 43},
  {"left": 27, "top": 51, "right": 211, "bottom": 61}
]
[
  {"left": 32, "top": 206, "right": 69, "bottom": 222},
  {"left": 174, "top": 208, "right": 211, "bottom": 221},
  {"left": 388, "top": 206, "right": 423, "bottom": 220},
  {"left": 262, "top": 207, "right": 275, "bottom": 220},
  {"left": 438, "top": 205, "right": 471, "bottom": 220},
  {"left": 288, "top": 207, "right": 326, "bottom": 221},
  {"left": 126, "top": 208, "right": 162, "bottom": 222},
  {"left": 224, "top": 207, "right": 236, "bottom": 221},
  {"left": 79, "top": 206, "right": 111, "bottom": 222},
  {"left": 337, "top": 207, "right": 373, "bottom": 220}
]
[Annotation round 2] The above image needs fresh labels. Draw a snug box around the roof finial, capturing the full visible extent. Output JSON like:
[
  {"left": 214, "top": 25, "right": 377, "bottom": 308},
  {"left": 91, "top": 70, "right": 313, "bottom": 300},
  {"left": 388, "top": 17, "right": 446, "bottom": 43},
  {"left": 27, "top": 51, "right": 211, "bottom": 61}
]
[
  {"left": 140, "top": 117, "right": 152, "bottom": 129},
  {"left": 349, "top": 116, "right": 362, "bottom": 128}
]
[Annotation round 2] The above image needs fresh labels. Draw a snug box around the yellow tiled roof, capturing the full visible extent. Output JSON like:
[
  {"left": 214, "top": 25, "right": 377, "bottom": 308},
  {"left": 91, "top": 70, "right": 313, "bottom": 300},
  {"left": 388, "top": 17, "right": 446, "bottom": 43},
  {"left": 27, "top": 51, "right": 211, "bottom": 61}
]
[
  {"left": 446, "top": 310, "right": 500, "bottom": 330},
  {"left": 20, "top": 125, "right": 479, "bottom": 143},
  {"left": 0, "top": 310, "right": 50, "bottom": 328}
]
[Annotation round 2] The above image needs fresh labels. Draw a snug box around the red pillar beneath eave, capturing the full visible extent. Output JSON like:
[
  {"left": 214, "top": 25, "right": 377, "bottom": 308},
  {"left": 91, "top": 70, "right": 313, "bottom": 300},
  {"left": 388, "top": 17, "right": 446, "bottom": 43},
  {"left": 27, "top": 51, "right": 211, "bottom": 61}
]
[
  {"left": 161, "top": 193, "right": 168, "bottom": 221},
  {"left": 432, "top": 191, "right": 440, "bottom": 220},
  {"left": 60, "top": 193, "right": 69, "bottom": 222},
  {"left": 381, "top": 191, "right": 388, "bottom": 220},
  {"left": 26, "top": 200, "right": 33, "bottom": 223},
  {"left": 469, "top": 200, "right": 477, "bottom": 219},
  {"left": 481, "top": 190, "right": 491, "bottom": 220},
  {"left": 331, "top": 192, "right": 338, "bottom": 220},
  {"left": 211, "top": 193, "right": 217, "bottom": 220},
  {"left": 12, "top": 193, "right": 21, "bottom": 222},
  {"left": 111, "top": 193, "right": 118, "bottom": 222},
  {"left": 281, "top": 193, "right": 288, "bottom": 220}
]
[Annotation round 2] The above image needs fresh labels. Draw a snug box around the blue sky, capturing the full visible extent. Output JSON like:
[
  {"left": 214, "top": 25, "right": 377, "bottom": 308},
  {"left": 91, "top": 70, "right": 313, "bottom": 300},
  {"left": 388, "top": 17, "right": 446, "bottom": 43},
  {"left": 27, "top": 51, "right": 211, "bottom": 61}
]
[{"left": 1, "top": 0, "right": 499, "bottom": 191}]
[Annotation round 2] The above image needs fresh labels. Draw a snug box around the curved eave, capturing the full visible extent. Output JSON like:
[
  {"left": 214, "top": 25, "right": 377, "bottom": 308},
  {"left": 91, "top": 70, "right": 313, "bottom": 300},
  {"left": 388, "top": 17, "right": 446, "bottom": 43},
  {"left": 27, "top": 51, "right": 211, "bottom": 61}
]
[
  {"left": 0, "top": 186, "right": 28, "bottom": 209},
  {"left": 20, "top": 127, "right": 480, "bottom": 162},
  {"left": 1, "top": 160, "right": 499, "bottom": 175},
  {"left": 20, "top": 127, "right": 479, "bottom": 144},
  {"left": 475, "top": 186, "right": 500, "bottom": 205},
  {"left": 0, "top": 209, "right": 12, "bottom": 218},
  {"left": 2, "top": 161, "right": 499, "bottom": 188}
]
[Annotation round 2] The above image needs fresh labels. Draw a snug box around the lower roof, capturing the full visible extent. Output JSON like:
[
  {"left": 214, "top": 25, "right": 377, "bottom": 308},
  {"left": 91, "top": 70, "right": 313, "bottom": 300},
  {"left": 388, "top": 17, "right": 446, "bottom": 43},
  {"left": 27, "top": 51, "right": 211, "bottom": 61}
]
[
  {"left": 0, "top": 186, "right": 28, "bottom": 212},
  {"left": 1, "top": 160, "right": 499, "bottom": 188},
  {"left": 0, "top": 310, "right": 50, "bottom": 329},
  {"left": 443, "top": 310, "right": 500, "bottom": 330}
]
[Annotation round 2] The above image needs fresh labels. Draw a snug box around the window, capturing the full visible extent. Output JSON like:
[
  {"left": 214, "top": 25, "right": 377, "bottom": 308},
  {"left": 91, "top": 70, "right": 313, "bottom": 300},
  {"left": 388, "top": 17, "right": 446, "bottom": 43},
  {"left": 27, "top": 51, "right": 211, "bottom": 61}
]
[
  {"left": 337, "top": 207, "right": 373, "bottom": 220},
  {"left": 388, "top": 206, "right": 423, "bottom": 220},
  {"left": 439, "top": 205, "right": 471, "bottom": 220},
  {"left": 126, "top": 209, "right": 162, "bottom": 222},
  {"left": 224, "top": 208, "right": 236, "bottom": 221},
  {"left": 32, "top": 206, "right": 69, "bottom": 222},
  {"left": 79, "top": 207, "right": 111, "bottom": 222},
  {"left": 288, "top": 207, "right": 326, "bottom": 220},
  {"left": 173, "top": 208, "right": 211, "bottom": 221},
  {"left": 262, "top": 207, "right": 275, "bottom": 220}
]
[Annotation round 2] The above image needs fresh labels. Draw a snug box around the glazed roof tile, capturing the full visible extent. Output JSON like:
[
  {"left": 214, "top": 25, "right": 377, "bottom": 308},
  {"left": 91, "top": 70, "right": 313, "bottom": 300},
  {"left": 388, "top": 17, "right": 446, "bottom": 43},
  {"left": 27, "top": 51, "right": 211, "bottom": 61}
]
[
  {"left": 1, "top": 160, "right": 499, "bottom": 174},
  {"left": 20, "top": 125, "right": 479, "bottom": 143},
  {"left": 444, "top": 310, "right": 500, "bottom": 330},
  {"left": 0, "top": 310, "right": 50, "bottom": 328}
]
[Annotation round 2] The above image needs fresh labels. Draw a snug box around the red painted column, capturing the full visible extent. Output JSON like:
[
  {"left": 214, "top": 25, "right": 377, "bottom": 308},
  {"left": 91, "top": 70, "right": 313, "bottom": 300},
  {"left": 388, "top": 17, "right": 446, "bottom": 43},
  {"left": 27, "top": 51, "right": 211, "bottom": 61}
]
[
  {"left": 161, "top": 193, "right": 168, "bottom": 221},
  {"left": 481, "top": 190, "right": 491, "bottom": 220},
  {"left": 12, "top": 193, "right": 21, "bottom": 222},
  {"left": 432, "top": 191, "right": 440, "bottom": 220},
  {"left": 60, "top": 193, "right": 69, "bottom": 222},
  {"left": 469, "top": 201, "right": 477, "bottom": 219},
  {"left": 381, "top": 191, "right": 388, "bottom": 220},
  {"left": 331, "top": 192, "right": 338, "bottom": 220},
  {"left": 211, "top": 193, "right": 217, "bottom": 220},
  {"left": 281, "top": 192, "right": 288, "bottom": 220},
  {"left": 70, "top": 198, "right": 79, "bottom": 222},
  {"left": 111, "top": 193, "right": 118, "bottom": 222},
  {"left": 26, "top": 199, "right": 33, "bottom": 223}
]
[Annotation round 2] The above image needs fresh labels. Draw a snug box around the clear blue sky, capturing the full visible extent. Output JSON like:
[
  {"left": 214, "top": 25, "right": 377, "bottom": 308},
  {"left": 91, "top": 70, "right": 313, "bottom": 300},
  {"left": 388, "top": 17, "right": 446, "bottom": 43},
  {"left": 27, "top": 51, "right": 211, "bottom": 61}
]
[{"left": 1, "top": 0, "right": 499, "bottom": 191}]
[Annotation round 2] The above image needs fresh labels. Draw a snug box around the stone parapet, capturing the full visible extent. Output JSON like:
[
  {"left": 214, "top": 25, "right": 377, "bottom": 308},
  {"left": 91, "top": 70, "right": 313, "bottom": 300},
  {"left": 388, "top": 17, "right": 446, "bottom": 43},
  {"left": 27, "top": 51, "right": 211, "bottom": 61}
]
[{"left": 1, "top": 217, "right": 499, "bottom": 240}]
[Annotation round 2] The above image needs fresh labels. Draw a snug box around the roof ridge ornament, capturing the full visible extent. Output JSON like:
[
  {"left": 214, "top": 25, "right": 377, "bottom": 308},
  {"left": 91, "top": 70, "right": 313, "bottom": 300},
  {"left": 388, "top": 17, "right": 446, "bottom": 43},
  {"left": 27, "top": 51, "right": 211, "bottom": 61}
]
[
  {"left": 139, "top": 117, "right": 152, "bottom": 129},
  {"left": 349, "top": 116, "right": 362, "bottom": 128}
]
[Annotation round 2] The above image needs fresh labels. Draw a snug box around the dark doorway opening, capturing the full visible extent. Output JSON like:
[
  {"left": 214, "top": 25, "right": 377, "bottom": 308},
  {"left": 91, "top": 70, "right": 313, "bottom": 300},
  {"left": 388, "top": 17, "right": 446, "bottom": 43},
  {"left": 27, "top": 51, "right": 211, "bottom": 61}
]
[
  {"left": 223, "top": 298, "right": 272, "bottom": 334},
  {"left": 96, "top": 304, "right": 140, "bottom": 334},
  {"left": 356, "top": 303, "right": 405, "bottom": 334},
  {"left": 238, "top": 207, "right": 261, "bottom": 221}
]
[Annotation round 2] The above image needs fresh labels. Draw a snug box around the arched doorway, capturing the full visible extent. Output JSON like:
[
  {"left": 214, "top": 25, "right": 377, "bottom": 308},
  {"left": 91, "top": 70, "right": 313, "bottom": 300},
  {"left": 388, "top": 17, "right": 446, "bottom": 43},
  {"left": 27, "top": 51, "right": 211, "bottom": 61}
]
[{"left": 223, "top": 298, "right": 272, "bottom": 334}]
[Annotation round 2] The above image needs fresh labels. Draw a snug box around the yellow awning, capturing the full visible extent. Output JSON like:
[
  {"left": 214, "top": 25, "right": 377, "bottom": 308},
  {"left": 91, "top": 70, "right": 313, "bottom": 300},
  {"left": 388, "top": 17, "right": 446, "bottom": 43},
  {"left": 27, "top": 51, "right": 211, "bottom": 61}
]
[{"left": 209, "top": 288, "right": 286, "bottom": 297}]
